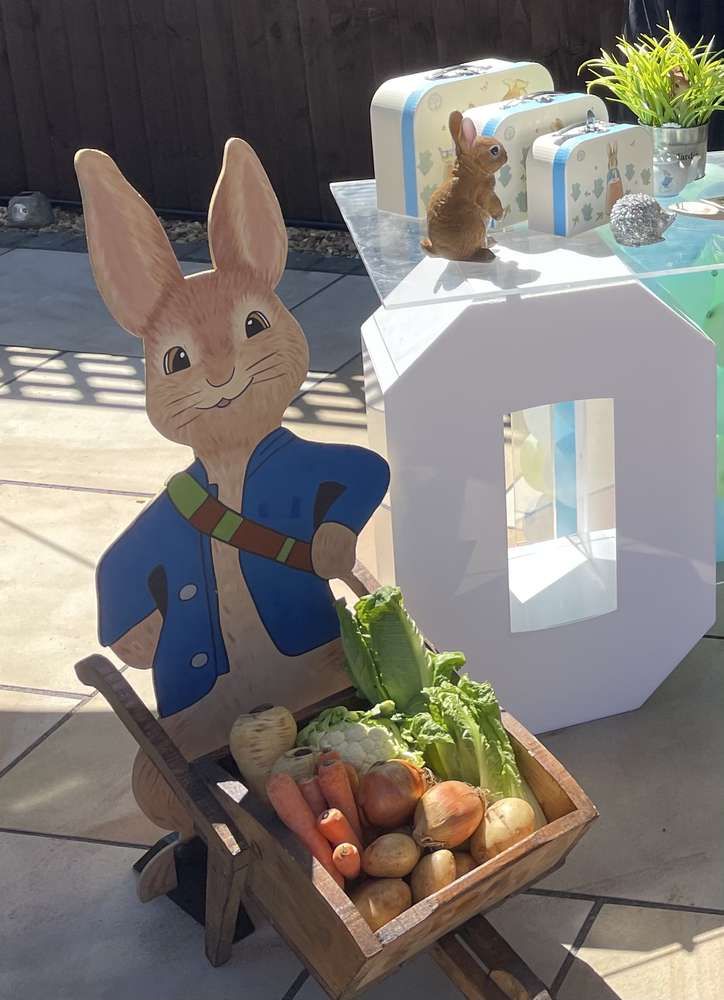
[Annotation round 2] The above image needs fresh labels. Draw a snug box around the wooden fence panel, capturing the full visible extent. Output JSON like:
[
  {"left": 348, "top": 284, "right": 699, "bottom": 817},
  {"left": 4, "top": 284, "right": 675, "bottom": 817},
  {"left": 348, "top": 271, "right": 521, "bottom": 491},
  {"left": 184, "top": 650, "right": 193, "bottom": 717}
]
[
  {"left": 0, "top": 0, "right": 627, "bottom": 220},
  {"left": 95, "top": 0, "right": 154, "bottom": 200}
]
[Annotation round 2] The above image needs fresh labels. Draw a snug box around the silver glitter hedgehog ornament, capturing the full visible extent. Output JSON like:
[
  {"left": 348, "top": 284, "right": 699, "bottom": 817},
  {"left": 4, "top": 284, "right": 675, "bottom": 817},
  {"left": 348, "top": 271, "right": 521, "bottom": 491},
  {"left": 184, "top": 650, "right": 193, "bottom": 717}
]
[{"left": 609, "top": 193, "right": 675, "bottom": 247}]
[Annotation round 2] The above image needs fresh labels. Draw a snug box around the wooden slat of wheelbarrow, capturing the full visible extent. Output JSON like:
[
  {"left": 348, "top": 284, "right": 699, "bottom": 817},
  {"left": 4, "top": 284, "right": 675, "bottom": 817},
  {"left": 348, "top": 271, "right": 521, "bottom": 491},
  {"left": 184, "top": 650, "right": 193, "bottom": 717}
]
[{"left": 75, "top": 653, "right": 244, "bottom": 858}]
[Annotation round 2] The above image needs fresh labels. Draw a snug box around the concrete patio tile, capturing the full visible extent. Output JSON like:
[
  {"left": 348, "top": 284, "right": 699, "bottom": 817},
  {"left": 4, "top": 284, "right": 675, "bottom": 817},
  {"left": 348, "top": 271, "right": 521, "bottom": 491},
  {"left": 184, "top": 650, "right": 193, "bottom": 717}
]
[
  {"left": 298, "top": 894, "right": 592, "bottom": 999},
  {"left": 0, "top": 832, "right": 303, "bottom": 1000},
  {"left": 558, "top": 904, "right": 724, "bottom": 1000},
  {"left": 540, "top": 637, "right": 724, "bottom": 909},
  {"left": 0, "top": 249, "right": 336, "bottom": 356},
  {"left": 0, "top": 669, "right": 165, "bottom": 846},
  {"left": 0, "top": 353, "right": 192, "bottom": 493},
  {"left": 285, "top": 354, "right": 366, "bottom": 447},
  {"left": 486, "top": 893, "right": 594, "bottom": 989},
  {"left": 0, "top": 483, "right": 148, "bottom": 694},
  {"left": 292, "top": 274, "right": 378, "bottom": 373},
  {"left": 0, "top": 345, "right": 62, "bottom": 385},
  {"left": 0, "top": 688, "right": 80, "bottom": 773}
]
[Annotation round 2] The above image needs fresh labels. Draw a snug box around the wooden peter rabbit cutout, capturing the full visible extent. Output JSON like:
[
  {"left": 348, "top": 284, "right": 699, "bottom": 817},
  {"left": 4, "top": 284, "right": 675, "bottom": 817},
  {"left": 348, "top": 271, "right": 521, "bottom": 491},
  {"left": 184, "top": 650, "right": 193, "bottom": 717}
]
[
  {"left": 422, "top": 111, "right": 507, "bottom": 262},
  {"left": 76, "top": 139, "right": 389, "bottom": 893}
]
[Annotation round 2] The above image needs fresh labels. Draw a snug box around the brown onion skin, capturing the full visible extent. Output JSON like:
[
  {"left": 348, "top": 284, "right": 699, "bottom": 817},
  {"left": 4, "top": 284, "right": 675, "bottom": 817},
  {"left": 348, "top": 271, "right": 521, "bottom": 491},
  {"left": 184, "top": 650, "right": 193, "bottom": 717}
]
[
  {"left": 413, "top": 781, "right": 485, "bottom": 849},
  {"left": 358, "top": 759, "right": 427, "bottom": 828}
]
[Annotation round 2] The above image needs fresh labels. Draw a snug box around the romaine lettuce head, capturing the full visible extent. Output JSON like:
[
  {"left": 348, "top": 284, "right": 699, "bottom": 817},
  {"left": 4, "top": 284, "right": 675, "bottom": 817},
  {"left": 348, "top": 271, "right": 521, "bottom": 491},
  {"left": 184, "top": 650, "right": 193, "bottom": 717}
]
[{"left": 353, "top": 587, "right": 433, "bottom": 714}]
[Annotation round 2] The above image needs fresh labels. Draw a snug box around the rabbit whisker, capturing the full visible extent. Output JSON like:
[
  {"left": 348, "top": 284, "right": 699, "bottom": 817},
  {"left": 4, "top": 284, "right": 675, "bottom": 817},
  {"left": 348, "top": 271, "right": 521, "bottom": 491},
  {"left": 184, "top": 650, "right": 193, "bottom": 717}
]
[
  {"left": 168, "top": 389, "right": 202, "bottom": 406},
  {"left": 170, "top": 401, "right": 201, "bottom": 419},
  {"left": 251, "top": 373, "right": 286, "bottom": 385},
  {"left": 246, "top": 351, "right": 278, "bottom": 372},
  {"left": 177, "top": 412, "right": 202, "bottom": 430},
  {"left": 248, "top": 362, "right": 282, "bottom": 377}
]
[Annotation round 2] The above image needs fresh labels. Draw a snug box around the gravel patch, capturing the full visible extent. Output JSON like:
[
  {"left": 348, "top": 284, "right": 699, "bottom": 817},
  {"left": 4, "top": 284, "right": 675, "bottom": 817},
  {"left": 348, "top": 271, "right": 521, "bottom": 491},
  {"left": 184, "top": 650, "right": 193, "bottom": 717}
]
[{"left": 0, "top": 206, "right": 358, "bottom": 258}]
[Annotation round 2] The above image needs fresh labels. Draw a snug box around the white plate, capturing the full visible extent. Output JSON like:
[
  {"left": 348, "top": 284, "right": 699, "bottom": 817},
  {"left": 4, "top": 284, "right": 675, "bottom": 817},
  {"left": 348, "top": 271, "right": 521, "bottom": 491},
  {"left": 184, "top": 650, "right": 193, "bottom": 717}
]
[{"left": 670, "top": 199, "right": 724, "bottom": 220}]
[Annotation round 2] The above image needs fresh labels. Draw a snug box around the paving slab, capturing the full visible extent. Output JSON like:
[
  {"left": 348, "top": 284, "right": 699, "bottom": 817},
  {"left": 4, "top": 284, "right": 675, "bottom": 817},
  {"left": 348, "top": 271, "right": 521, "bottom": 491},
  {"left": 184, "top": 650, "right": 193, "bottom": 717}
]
[
  {"left": 0, "top": 345, "right": 62, "bottom": 385},
  {"left": 0, "top": 249, "right": 339, "bottom": 356},
  {"left": 298, "top": 894, "right": 593, "bottom": 999},
  {"left": 0, "top": 354, "right": 192, "bottom": 494},
  {"left": 559, "top": 903, "right": 724, "bottom": 1000},
  {"left": 292, "top": 273, "right": 378, "bottom": 372},
  {"left": 0, "top": 668, "right": 164, "bottom": 845},
  {"left": 284, "top": 353, "right": 366, "bottom": 447},
  {"left": 0, "top": 483, "right": 147, "bottom": 693},
  {"left": 0, "top": 831, "right": 303, "bottom": 1000},
  {"left": 540, "top": 637, "right": 724, "bottom": 909},
  {"left": 0, "top": 688, "right": 81, "bottom": 773}
]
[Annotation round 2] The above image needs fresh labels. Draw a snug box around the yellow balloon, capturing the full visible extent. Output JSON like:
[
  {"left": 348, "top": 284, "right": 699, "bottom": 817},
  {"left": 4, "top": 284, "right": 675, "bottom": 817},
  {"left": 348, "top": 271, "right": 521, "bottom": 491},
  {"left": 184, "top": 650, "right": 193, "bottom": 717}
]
[{"left": 520, "top": 434, "right": 553, "bottom": 495}]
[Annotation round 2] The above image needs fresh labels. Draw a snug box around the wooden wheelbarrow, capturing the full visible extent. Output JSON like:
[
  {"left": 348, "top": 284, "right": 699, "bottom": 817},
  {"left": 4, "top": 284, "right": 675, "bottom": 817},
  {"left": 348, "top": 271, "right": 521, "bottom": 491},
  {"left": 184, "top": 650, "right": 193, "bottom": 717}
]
[{"left": 74, "top": 573, "right": 597, "bottom": 1000}]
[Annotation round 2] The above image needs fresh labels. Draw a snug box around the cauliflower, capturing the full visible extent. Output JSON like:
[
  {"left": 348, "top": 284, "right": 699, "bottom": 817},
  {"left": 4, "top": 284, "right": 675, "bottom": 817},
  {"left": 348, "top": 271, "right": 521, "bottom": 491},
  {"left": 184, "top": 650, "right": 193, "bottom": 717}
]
[{"left": 297, "top": 703, "right": 422, "bottom": 773}]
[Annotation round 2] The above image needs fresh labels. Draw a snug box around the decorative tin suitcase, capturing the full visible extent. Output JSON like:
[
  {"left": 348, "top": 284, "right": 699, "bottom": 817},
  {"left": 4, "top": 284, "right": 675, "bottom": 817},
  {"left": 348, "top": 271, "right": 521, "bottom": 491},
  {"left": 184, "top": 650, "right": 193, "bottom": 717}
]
[
  {"left": 371, "top": 59, "right": 554, "bottom": 218},
  {"left": 466, "top": 92, "right": 609, "bottom": 229},
  {"left": 526, "top": 116, "right": 654, "bottom": 237}
]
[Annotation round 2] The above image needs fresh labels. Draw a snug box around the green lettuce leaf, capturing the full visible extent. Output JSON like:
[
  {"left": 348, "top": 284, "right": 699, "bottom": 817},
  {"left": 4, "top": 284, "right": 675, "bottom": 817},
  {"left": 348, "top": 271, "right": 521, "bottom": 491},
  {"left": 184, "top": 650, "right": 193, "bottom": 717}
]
[
  {"left": 353, "top": 587, "right": 433, "bottom": 714},
  {"left": 335, "top": 599, "right": 389, "bottom": 706}
]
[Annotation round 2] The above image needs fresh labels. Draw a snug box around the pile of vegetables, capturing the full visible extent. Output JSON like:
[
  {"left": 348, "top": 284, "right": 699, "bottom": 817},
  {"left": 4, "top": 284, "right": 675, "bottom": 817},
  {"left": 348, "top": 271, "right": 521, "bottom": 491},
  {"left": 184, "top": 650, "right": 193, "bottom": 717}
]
[{"left": 228, "top": 586, "right": 548, "bottom": 933}]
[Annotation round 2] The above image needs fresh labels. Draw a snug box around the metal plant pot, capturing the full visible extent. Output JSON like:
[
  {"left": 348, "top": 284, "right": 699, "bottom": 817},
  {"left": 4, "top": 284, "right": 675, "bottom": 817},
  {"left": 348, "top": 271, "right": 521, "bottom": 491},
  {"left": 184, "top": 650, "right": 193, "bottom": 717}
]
[{"left": 642, "top": 122, "right": 709, "bottom": 197}]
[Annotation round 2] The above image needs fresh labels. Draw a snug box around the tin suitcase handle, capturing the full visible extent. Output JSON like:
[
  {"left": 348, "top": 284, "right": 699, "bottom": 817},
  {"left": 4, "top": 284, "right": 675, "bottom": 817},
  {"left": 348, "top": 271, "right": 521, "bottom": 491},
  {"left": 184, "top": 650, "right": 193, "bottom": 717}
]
[
  {"left": 552, "top": 110, "right": 610, "bottom": 143},
  {"left": 500, "top": 90, "right": 560, "bottom": 109},
  {"left": 425, "top": 62, "right": 490, "bottom": 80}
]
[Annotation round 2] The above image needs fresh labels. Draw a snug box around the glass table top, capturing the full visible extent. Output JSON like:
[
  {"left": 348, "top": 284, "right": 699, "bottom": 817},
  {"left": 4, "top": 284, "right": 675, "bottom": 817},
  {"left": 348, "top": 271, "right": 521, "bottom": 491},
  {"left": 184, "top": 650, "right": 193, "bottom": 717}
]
[{"left": 331, "top": 153, "right": 724, "bottom": 310}]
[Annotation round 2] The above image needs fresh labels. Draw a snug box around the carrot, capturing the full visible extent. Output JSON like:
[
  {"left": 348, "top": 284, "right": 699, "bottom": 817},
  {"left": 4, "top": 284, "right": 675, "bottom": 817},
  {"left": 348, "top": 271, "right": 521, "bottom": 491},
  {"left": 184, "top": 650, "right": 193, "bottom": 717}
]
[
  {"left": 266, "top": 773, "right": 343, "bottom": 887},
  {"left": 332, "top": 843, "right": 361, "bottom": 880},
  {"left": 318, "top": 760, "right": 364, "bottom": 845},
  {"left": 317, "top": 750, "right": 341, "bottom": 767},
  {"left": 298, "top": 776, "right": 327, "bottom": 817},
  {"left": 318, "top": 807, "right": 364, "bottom": 854}
]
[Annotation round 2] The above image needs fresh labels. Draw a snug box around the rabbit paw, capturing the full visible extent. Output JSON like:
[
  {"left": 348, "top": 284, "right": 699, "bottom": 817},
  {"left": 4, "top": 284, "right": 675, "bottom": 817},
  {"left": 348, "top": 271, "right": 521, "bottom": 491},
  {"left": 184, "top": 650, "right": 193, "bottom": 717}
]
[{"left": 311, "top": 522, "right": 357, "bottom": 580}]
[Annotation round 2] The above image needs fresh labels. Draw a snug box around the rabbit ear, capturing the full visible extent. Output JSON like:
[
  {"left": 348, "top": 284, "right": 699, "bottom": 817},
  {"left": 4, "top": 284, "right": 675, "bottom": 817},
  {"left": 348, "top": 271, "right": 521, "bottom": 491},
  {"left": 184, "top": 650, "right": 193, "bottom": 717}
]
[
  {"left": 449, "top": 110, "right": 463, "bottom": 153},
  {"left": 74, "top": 149, "right": 184, "bottom": 337},
  {"left": 460, "top": 117, "right": 477, "bottom": 151},
  {"left": 207, "top": 138, "right": 287, "bottom": 288}
]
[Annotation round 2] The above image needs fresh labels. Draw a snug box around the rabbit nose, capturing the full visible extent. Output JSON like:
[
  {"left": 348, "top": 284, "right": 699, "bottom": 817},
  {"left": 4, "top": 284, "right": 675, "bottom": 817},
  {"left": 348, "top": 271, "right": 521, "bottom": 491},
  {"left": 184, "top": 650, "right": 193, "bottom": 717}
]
[{"left": 206, "top": 367, "right": 235, "bottom": 389}]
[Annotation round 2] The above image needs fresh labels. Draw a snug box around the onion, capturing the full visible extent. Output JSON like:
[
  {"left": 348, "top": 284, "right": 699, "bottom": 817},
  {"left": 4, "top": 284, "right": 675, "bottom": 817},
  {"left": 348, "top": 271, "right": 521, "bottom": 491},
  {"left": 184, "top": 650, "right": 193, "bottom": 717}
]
[
  {"left": 413, "top": 781, "right": 485, "bottom": 849},
  {"left": 470, "top": 797, "right": 535, "bottom": 861},
  {"left": 358, "top": 759, "right": 429, "bottom": 828}
]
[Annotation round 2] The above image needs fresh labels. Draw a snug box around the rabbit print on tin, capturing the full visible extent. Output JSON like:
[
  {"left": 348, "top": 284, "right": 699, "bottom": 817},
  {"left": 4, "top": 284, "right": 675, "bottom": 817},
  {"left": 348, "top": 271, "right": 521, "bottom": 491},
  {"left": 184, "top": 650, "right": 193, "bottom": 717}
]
[{"left": 76, "top": 139, "right": 389, "bottom": 771}]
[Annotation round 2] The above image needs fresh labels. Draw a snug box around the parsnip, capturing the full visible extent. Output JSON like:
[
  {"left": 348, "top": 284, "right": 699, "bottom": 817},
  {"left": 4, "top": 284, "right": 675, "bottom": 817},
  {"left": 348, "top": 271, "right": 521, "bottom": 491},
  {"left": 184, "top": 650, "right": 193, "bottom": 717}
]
[{"left": 229, "top": 705, "right": 297, "bottom": 802}]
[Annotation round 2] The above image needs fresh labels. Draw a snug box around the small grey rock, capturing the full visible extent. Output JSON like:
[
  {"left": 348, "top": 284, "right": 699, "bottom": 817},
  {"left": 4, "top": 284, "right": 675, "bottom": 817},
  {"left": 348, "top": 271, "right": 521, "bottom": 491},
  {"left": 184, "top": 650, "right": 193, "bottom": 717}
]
[
  {"left": 610, "top": 193, "right": 675, "bottom": 247},
  {"left": 7, "top": 191, "right": 54, "bottom": 229}
]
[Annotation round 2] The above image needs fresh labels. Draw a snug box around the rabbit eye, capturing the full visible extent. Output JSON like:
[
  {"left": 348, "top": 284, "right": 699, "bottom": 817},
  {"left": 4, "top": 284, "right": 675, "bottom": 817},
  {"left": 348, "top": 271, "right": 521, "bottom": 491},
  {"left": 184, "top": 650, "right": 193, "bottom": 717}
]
[
  {"left": 163, "top": 346, "right": 190, "bottom": 375},
  {"left": 245, "top": 310, "right": 270, "bottom": 338},
  {"left": 490, "top": 144, "right": 500, "bottom": 157}
]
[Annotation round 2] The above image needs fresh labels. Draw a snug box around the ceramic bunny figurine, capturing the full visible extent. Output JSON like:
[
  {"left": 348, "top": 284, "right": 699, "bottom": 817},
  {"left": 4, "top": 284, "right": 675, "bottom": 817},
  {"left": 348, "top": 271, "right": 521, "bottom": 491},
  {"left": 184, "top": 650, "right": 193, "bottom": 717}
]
[
  {"left": 421, "top": 110, "right": 508, "bottom": 262},
  {"left": 76, "top": 140, "right": 389, "bottom": 845}
]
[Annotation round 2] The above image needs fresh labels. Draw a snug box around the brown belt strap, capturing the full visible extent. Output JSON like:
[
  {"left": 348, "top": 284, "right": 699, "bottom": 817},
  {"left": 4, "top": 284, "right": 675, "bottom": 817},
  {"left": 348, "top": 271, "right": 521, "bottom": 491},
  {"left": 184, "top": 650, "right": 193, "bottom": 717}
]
[{"left": 166, "top": 472, "right": 314, "bottom": 573}]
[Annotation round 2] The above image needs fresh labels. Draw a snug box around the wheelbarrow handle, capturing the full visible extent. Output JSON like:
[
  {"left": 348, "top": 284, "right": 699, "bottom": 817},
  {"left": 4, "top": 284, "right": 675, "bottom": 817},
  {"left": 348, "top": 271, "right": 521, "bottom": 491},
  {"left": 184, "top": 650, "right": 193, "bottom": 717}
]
[{"left": 74, "top": 654, "right": 244, "bottom": 857}]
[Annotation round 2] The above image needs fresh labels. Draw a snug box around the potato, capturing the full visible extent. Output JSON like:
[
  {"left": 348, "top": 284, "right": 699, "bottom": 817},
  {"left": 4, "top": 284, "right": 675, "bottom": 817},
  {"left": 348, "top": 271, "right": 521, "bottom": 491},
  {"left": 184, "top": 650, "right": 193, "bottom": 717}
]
[
  {"left": 453, "top": 851, "right": 478, "bottom": 879},
  {"left": 410, "top": 849, "right": 456, "bottom": 903},
  {"left": 471, "top": 798, "right": 536, "bottom": 862},
  {"left": 362, "top": 833, "right": 421, "bottom": 878},
  {"left": 351, "top": 878, "right": 412, "bottom": 931}
]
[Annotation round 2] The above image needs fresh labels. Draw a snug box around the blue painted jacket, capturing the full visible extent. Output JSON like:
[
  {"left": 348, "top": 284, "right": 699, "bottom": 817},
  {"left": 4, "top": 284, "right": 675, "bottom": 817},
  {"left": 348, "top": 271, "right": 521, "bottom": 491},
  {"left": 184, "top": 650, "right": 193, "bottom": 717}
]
[{"left": 97, "top": 428, "right": 389, "bottom": 717}]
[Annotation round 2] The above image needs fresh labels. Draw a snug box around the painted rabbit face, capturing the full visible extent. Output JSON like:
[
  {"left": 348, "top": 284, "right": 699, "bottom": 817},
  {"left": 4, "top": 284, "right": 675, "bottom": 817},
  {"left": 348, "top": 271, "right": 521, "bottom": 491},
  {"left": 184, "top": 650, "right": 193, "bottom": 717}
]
[
  {"left": 75, "top": 140, "right": 308, "bottom": 454},
  {"left": 608, "top": 143, "right": 618, "bottom": 169}
]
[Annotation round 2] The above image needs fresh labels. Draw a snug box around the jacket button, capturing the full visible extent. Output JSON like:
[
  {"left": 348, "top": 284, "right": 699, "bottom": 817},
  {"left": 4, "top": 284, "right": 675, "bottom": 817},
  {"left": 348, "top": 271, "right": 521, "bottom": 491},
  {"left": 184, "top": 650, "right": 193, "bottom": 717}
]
[
  {"left": 179, "top": 584, "right": 197, "bottom": 601},
  {"left": 190, "top": 652, "right": 208, "bottom": 668}
]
